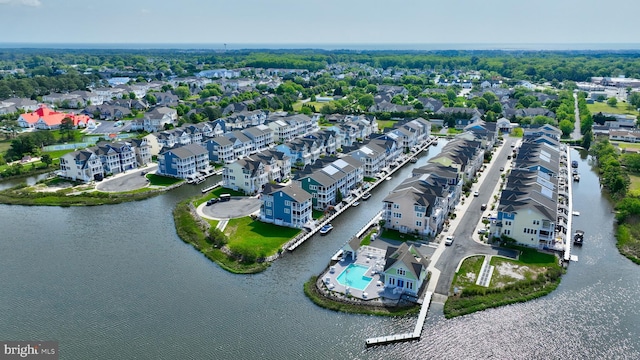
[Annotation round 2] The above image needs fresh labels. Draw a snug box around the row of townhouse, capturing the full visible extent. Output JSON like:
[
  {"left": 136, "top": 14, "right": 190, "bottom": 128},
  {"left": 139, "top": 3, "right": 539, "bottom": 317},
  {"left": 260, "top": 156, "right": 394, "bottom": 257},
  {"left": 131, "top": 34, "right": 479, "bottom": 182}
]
[
  {"left": 381, "top": 136, "right": 483, "bottom": 237},
  {"left": 255, "top": 117, "right": 432, "bottom": 229},
  {"left": 492, "top": 126, "right": 567, "bottom": 249},
  {"left": 154, "top": 114, "right": 319, "bottom": 181},
  {"left": 59, "top": 139, "right": 152, "bottom": 183}
]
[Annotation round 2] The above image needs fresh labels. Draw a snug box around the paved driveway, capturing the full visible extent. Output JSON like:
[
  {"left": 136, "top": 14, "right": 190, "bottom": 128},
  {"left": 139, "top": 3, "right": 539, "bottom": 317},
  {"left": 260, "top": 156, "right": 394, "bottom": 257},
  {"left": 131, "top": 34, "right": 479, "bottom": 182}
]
[
  {"left": 96, "top": 165, "right": 157, "bottom": 192},
  {"left": 200, "top": 197, "right": 262, "bottom": 219},
  {"left": 433, "top": 137, "right": 519, "bottom": 296}
]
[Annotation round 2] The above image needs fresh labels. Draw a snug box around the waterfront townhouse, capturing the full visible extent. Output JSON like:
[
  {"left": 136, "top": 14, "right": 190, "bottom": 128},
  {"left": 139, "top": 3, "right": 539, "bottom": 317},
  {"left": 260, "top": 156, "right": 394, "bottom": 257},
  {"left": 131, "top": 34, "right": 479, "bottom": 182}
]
[
  {"left": 224, "top": 130, "right": 255, "bottom": 160},
  {"left": 387, "top": 127, "right": 417, "bottom": 153},
  {"left": 523, "top": 124, "right": 562, "bottom": 141},
  {"left": 249, "top": 149, "right": 291, "bottom": 183},
  {"left": 157, "top": 143, "right": 209, "bottom": 179},
  {"left": 381, "top": 173, "right": 451, "bottom": 237},
  {"left": 330, "top": 123, "right": 360, "bottom": 148},
  {"left": 492, "top": 135, "right": 567, "bottom": 249},
  {"left": 204, "top": 136, "right": 235, "bottom": 164},
  {"left": 276, "top": 140, "right": 312, "bottom": 168},
  {"left": 463, "top": 120, "right": 499, "bottom": 148},
  {"left": 494, "top": 169, "right": 560, "bottom": 248},
  {"left": 515, "top": 141, "right": 561, "bottom": 177},
  {"left": 412, "top": 162, "right": 464, "bottom": 214},
  {"left": 91, "top": 141, "right": 137, "bottom": 175},
  {"left": 304, "top": 130, "right": 338, "bottom": 156},
  {"left": 223, "top": 158, "right": 269, "bottom": 195},
  {"left": 429, "top": 139, "right": 484, "bottom": 181},
  {"left": 382, "top": 243, "right": 430, "bottom": 297},
  {"left": 59, "top": 150, "right": 104, "bottom": 183},
  {"left": 296, "top": 155, "right": 364, "bottom": 210},
  {"left": 242, "top": 124, "right": 274, "bottom": 153},
  {"left": 260, "top": 183, "right": 312, "bottom": 229},
  {"left": 129, "top": 138, "right": 152, "bottom": 166},
  {"left": 348, "top": 142, "right": 388, "bottom": 178},
  {"left": 402, "top": 117, "right": 431, "bottom": 145}
]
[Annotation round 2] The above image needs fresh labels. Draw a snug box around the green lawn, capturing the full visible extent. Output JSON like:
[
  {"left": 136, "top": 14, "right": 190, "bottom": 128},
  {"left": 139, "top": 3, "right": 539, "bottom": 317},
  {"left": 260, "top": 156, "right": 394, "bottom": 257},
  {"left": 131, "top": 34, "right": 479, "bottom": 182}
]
[
  {"left": 224, "top": 217, "right": 301, "bottom": 259},
  {"left": 376, "top": 120, "right": 397, "bottom": 130},
  {"left": 146, "top": 174, "right": 183, "bottom": 186},
  {"left": 380, "top": 228, "right": 422, "bottom": 242},
  {"left": 587, "top": 102, "right": 639, "bottom": 116},
  {"left": 293, "top": 100, "right": 333, "bottom": 111},
  {"left": 43, "top": 148, "right": 76, "bottom": 159},
  {"left": 616, "top": 142, "right": 640, "bottom": 151},
  {"left": 629, "top": 174, "right": 640, "bottom": 197},
  {"left": 0, "top": 140, "right": 10, "bottom": 154}
]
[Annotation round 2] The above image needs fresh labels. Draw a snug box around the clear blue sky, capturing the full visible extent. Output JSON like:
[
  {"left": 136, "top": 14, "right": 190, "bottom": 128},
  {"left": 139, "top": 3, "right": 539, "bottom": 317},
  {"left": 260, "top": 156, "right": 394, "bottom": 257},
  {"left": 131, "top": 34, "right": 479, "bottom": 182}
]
[{"left": 1, "top": 0, "right": 639, "bottom": 47}]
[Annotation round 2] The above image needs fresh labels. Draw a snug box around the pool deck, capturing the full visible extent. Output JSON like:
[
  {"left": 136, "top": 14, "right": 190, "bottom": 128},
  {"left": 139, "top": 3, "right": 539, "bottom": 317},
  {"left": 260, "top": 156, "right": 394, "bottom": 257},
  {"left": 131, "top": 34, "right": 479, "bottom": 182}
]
[{"left": 322, "top": 246, "right": 402, "bottom": 301}]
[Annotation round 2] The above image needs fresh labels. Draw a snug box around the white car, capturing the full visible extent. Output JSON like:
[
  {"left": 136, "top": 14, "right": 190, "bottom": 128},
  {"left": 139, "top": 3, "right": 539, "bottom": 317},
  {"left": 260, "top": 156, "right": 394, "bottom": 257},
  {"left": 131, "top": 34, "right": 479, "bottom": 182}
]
[
  {"left": 473, "top": 191, "right": 479, "bottom": 197},
  {"left": 445, "top": 235, "right": 454, "bottom": 246}
]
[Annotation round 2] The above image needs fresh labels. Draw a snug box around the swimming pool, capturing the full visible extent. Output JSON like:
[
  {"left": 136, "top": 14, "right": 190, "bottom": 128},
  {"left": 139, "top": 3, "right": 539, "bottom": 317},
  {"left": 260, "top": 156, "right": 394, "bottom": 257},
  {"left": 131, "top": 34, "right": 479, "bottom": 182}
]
[{"left": 336, "top": 264, "right": 373, "bottom": 291}]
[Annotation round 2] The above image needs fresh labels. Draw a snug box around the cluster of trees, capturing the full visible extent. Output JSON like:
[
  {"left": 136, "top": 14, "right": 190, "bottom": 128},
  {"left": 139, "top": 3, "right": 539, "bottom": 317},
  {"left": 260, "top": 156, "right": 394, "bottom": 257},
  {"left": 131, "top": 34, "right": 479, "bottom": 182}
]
[
  {"left": 591, "top": 139, "right": 629, "bottom": 199},
  {"left": 0, "top": 72, "right": 100, "bottom": 100}
]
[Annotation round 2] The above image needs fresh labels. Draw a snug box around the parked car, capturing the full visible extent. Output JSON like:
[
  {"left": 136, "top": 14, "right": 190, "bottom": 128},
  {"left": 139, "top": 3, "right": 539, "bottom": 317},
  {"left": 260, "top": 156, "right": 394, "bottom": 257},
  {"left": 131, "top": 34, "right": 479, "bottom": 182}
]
[
  {"left": 478, "top": 228, "right": 488, "bottom": 235},
  {"left": 445, "top": 235, "right": 454, "bottom": 246},
  {"left": 500, "top": 167, "right": 504, "bottom": 171},
  {"left": 473, "top": 191, "right": 479, "bottom": 197},
  {"left": 206, "top": 198, "right": 219, "bottom": 206},
  {"left": 480, "top": 203, "right": 487, "bottom": 211}
]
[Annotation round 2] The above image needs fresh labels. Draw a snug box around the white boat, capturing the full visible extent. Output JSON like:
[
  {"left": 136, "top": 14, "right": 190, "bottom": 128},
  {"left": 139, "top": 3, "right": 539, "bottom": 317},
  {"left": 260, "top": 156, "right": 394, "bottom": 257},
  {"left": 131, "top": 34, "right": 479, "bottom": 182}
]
[
  {"left": 386, "top": 176, "right": 393, "bottom": 181},
  {"left": 319, "top": 224, "right": 334, "bottom": 235},
  {"left": 572, "top": 211, "right": 580, "bottom": 216},
  {"left": 361, "top": 192, "right": 371, "bottom": 201},
  {"left": 352, "top": 201, "right": 360, "bottom": 207}
]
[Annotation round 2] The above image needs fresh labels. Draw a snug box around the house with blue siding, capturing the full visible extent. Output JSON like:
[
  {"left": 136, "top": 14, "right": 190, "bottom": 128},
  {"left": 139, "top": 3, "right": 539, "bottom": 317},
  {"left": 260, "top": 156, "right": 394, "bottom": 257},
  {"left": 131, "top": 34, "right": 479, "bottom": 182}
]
[
  {"left": 157, "top": 143, "right": 209, "bottom": 179},
  {"left": 204, "top": 136, "right": 235, "bottom": 164},
  {"left": 260, "top": 183, "right": 312, "bottom": 229}
]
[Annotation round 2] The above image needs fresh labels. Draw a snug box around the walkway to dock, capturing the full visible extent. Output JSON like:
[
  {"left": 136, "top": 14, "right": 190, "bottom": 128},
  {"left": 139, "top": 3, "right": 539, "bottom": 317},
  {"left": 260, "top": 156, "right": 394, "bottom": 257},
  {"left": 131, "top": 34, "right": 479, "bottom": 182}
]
[
  {"left": 365, "top": 291, "right": 432, "bottom": 347},
  {"left": 564, "top": 147, "right": 574, "bottom": 262},
  {"left": 285, "top": 138, "right": 434, "bottom": 252},
  {"left": 475, "top": 256, "right": 494, "bottom": 287}
]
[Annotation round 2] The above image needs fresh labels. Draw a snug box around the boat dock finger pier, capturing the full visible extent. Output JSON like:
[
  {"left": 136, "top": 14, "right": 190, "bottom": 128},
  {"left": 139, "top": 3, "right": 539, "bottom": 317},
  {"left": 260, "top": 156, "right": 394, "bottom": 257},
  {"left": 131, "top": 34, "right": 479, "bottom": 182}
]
[{"left": 365, "top": 291, "right": 432, "bottom": 347}]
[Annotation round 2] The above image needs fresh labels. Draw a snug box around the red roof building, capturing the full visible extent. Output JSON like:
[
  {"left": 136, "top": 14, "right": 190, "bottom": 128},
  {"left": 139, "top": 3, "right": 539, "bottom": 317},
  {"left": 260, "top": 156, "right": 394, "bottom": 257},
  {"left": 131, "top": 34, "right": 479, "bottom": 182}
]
[{"left": 17, "top": 105, "right": 94, "bottom": 130}]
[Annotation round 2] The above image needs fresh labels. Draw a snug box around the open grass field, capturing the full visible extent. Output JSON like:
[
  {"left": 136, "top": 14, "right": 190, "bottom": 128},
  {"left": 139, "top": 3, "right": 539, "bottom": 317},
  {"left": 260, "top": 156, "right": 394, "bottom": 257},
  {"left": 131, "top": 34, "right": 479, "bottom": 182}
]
[
  {"left": 587, "top": 102, "right": 639, "bottom": 117},
  {"left": 293, "top": 101, "right": 333, "bottom": 111},
  {"left": 224, "top": 216, "right": 301, "bottom": 259}
]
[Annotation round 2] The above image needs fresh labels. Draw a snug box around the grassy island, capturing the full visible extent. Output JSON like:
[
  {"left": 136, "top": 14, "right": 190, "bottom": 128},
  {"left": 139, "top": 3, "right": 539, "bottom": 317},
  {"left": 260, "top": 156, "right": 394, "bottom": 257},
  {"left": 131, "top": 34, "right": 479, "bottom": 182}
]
[{"left": 444, "top": 246, "right": 563, "bottom": 318}]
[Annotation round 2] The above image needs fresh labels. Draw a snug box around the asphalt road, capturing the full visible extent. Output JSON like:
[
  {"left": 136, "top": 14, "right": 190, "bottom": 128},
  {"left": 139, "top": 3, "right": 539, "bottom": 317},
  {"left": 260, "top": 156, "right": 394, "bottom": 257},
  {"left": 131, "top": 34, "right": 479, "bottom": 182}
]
[
  {"left": 433, "top": 137, "right": 519, "bottom": 296},
  {"left": 571, "top": 92, "right": 582, "bottom": 140},
  {"left": 201, "top": 197, "right": 261, "bottom": 219},
  {"left": 96, "top": 164, "right": 157, "bottom": 192}
]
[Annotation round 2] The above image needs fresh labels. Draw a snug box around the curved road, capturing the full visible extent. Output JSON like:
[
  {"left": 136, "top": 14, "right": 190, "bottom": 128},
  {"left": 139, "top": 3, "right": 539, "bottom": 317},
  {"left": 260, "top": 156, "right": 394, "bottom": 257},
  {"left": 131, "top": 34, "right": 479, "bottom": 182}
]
[
  {"left": 433, "top": 137, "right": 519, "bottom": 297},
  {"left": 96, "top": 164, "right": 158, "bottom": 192}
]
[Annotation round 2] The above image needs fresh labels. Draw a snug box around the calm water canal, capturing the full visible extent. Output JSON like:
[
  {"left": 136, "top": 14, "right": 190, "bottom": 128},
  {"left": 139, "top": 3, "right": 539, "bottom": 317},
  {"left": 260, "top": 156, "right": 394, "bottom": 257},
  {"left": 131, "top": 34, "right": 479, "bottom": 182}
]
[{"left": 1, "top": 146, "right": 639, "bottom": 359}]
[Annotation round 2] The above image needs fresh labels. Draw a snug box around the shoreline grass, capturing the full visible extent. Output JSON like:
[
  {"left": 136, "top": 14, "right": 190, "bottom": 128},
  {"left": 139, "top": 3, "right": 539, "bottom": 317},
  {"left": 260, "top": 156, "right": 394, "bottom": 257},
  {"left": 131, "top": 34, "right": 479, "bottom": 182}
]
[
  {"left": 303, "top": 276, "right": 420, "bottom": 317},
  {"left": 172, "top": 198, "right": 271, "bottom": 274},
  {"left": 444, "top": 248, "right": 563, "bottom": 318}
]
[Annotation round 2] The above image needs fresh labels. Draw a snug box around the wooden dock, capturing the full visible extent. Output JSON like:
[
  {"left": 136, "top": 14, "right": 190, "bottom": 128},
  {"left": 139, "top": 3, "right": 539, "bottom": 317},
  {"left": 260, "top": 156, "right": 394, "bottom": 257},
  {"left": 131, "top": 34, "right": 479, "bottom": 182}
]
[
  {"left": 365, "top": 291, "right": 432, "bottom": 347},
  {"left": 201, "top": 181, "right": 222, "bottom": 194}
]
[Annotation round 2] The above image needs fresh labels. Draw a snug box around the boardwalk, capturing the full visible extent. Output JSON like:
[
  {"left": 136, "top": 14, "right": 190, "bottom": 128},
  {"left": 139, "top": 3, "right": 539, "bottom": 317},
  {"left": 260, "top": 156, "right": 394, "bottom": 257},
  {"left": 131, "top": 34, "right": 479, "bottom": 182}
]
[{"left": 365, "top": 291, "right": 433, "bottom": 347}]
